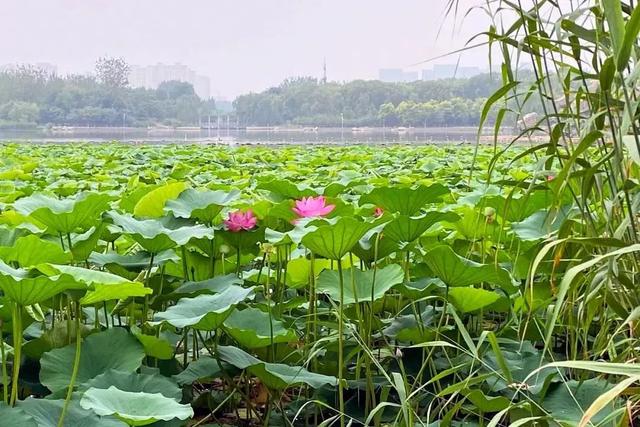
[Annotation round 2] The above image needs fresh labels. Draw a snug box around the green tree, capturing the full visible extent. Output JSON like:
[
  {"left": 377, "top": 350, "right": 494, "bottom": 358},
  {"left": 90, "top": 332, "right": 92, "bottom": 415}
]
[{"left": 95, "top": 57, "right": 130, "bottom": 88}]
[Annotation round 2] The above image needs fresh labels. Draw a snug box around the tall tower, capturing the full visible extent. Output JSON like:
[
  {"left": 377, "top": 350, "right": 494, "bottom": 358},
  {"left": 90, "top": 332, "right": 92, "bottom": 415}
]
[{"left": 321, "top": 57, "right": 327, "bottom": 84}]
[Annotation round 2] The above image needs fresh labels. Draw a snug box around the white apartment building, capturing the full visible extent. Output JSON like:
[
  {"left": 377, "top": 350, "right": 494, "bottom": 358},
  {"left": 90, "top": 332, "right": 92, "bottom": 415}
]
[{"left": 129, "top": 63, "right": 211, "bottom": 100}]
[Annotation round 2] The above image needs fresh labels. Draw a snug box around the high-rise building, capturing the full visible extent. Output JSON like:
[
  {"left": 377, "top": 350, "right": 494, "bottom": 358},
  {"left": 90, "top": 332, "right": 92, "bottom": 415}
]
[
  {"left": 421, "top": 64, "right": 483, "bottom": 80},
  {"left": 379, "top": 68, "right": 405, "bottom": 83},
  {"left": 379, "top": 68, "right": 420, "bottom": 83},
  {"left": 128, "top": 63, "right": 211, "bottom": 99},
  {"left": 403, "top": 71, "right": 419, "bottom": 82}
]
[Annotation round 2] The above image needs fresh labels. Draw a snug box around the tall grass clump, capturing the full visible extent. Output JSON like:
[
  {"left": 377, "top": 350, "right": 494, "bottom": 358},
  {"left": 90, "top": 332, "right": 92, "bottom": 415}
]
[{"left": 452, "top": 0, "right": 640, "bottom": 423}]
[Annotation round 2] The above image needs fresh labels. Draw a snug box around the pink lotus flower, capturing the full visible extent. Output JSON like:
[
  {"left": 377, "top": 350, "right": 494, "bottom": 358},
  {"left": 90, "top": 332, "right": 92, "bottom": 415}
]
[
  {"left": 547, "top": 175, "right": 555, "bottom": 181},
  {"left": 224, "top": 209, "right": 257, "bottom": 232},
  {"left": 374, "top": 207, "right": 384, "bottom": 217},
  {"left": 292, "top": 196, "right": 335, "bottom": 218}
]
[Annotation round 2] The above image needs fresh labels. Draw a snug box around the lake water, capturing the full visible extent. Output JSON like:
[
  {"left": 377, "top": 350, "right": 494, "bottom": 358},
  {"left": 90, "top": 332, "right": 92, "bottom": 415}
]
[{"left": 0, "top": 127, "right": 487, "bottom": 145}]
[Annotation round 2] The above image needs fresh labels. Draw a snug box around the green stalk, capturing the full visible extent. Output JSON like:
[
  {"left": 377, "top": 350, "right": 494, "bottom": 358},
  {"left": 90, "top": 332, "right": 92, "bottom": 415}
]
[
  {"left": 265, "top": 255, "right": 275, "bottom": 362},
  {"left": 181, "top": 246, "right": 189, "bottom": 281},
  {"left": 142, "top": 253, "right": 155, "bottom": 322},
  {"left": 236, "top": 247, "right": 241, "bottom": 277},
  {"left": 337, "top": 258, "right": 345, "bottom": 427},
  {"left": 183, "top": 327, "right": 189, "bottom": 367},
  {"left": 0, "top": 320, "right": 7, "bottom": 404},
  {"left": 103, "top": 301, "right": 109, "bottom": 328},
  {"left": 9, "top": 304, "right": 22, "bottom": 406},
  {"left": 58, "top": 302, "right": 82, "bottom": 427},
  {"left": 365, "top": 234, "right": 381, "bottom": 413}
]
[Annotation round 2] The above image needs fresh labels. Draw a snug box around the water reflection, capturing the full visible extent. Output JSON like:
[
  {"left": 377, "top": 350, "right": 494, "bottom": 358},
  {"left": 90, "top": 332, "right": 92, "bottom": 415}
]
[{"left": 0, "top": 127, "right": 482, "bottom": 145}]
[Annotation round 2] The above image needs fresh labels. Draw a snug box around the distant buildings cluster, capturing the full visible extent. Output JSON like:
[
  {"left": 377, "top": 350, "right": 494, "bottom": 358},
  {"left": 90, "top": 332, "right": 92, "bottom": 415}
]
[
  {"left": 378, "top": 64, "right": 484, "bottom": 83},
  {"left": 128, "top": 63, "right": 211, "bottom": 100}
]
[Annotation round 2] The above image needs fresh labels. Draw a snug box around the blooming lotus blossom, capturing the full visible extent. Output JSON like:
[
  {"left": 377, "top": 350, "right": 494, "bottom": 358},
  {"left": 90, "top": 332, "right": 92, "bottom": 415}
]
[
  {"left": 547, "top": 175, "right": 555, "bottom": 181},
  {"left": 374, "top": 207, "right": 384, "bottom": 217},
  {"left": 224, "top": 209, "right": 257, "bottom": 232},
  {"left": 292, "top": 196, "right": 335, "bottom": 218}
]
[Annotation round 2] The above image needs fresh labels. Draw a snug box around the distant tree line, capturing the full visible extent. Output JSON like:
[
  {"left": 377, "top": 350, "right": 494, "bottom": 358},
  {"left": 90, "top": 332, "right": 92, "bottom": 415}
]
[
  {"left": 233, "top": 74, "right": 510, "bottom": 127},
  {"left": 0, "top": 58, "right": 216, "bottom": 128},
  {"left": 0, "top": 58, "right": 535, "bottom": 129}
]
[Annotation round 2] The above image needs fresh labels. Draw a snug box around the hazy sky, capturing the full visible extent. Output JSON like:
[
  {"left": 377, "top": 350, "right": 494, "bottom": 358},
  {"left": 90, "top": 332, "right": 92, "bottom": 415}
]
[{"left": 1, "top": 0, "right": 490, "bottom": 98}]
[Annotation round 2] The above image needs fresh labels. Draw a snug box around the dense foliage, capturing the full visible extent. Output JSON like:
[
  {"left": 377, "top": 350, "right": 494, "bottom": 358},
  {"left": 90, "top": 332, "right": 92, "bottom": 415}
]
[
  {"left": 0, "top": 67, "right": 216, "bottom": 128},
  {"left": 233, "top": 75, "right": 504, "bottom": 127},
  {"left": 0, "top": 0, "right": 639, "bottom": 425},
  {"left": 0, "top": 139, "right": 635, "bottom": 426}
]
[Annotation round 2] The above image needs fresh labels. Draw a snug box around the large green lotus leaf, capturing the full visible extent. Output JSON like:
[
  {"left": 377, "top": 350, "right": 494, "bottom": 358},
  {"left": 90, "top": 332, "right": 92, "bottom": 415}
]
[
  {"left": 301, "top": 217, "right": 375, "bottom": 260},
  {"left": 70, "top": 225, "right": 104, "bottom": 262},
  {"left": 0, "top": 211, "right": 45, "bottom": 235},
  {"left": 80, "top": 386, "right": 194, "bottom": 426},
  {"left": 219, "top": 228, "right": 265, "bottom": 254},
  {"left": 352, "top": 229, "right": 399, "bottom": 263},
  {"left": 0, "top": 234, "right": 71, "bottom": 267},
  {"left": 79, "top": 282, "right": 151, "bottom": 306},
  {"left": 83, "top": 369, "right": 181, "bottom": 399},
  {"left": 511, "top": 206, "right": 573, "bottom": 241},
  {"left": 479, "top": 191, "right": 554, "bottom": 222},
  {"left": 284, "top": 257, "right": 333, "bottom": 288},
  {"left": 151, "top": 285, "right": 254, "bottom": 330},
  {"left": 257, "top": 178, "right": 316, "bottom": 201},
  {"left": 425, "top": 246, "right": 515, "bottom": 292},
  {"left": 172, "top": 273, "right": 242, "bottom": 296},
  {"left": 452, "top": 205, "right": 501, "bottom": 241},
  {"left": 394, "top": 277, "right": 444, "bottom": 299},
  {"left": 0, "top": 223, "right": 30, "bottom": 246},
  {"left": 131, "top": 327, "right": 174, "bottom": 360},
  {"left": 462, "top": 389, "right": 511, "bottom": 413},
  {"left": 18, "top": 398, "right": 126, "bottom": 427},
  {"left": 133, "top": 182, "right": 187, "bottom": 218},
  {"left": 316, "top": 264, "right": 404, "bottom": 304},
  {"left": 173, "top": 356, "right": 232, "bottom": 386},
  {"left": 217, "top": 345, "right": 337, "bottom": 389},
  {"left": 359, "top": 184, "right": 449, "bottom": 215},
  {"left": 119, "top": 184, "right": 162, "bottom": 214},
  {"left": 165, "top": 188, "right": 240, "bottom": 223},
  {"left": 383, "top": 308, "right": 439, "bottom": 343},
  {"left": 0, "top": 402, "right": 38, "bottom": 427},
  {"left": 89, "top": 250, "right": 178, "bottom": 269},
  {"left": 22, "top": 320, "right": 89, "bottom": 359},
  {"left": 223, "top": 307, "right": 297, "bottom": 348},
  {"left": 262, "top": 199, "right": 296, "bottom": 223},
  {"left": 265, "top": 226, "right": 312, "bottom": 246},
  {"left": 0, "top": 261, "right": 85, "bottom": 305},
  {"left": 13, "top": 192, "right": 112, "bottom": 233},
  {"left": 447, "top": 287, "right": 502, "bottom": 313},
  {"left": 107, "top": 212, "right": 213, "bottom": 253},
  {"left": 479, "top": 342, "right": 549, "bottom": 394},
  {"left": 40, "top": 327, "right": 145, "bottom": 393},
  {"left": 37, "top": 264, "right": 151, "bottom": 305},
  {"left": 382, "top": 211, "right": 459, "bottom": 245},
  {"left": 541, "top": 378, "right": 619, "bottom": 426}
]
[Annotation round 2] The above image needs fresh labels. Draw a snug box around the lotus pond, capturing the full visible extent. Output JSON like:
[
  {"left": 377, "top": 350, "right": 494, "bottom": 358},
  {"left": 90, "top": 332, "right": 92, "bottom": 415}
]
[{"left": 0, "top": 142, "right": 634, "bottom": 426}]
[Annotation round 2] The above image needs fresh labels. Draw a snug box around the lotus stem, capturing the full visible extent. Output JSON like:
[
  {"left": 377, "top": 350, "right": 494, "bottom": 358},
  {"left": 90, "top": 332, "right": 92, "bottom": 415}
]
[
  {"left": 9, "top": 303, "right": 22, "bottom": 406},
  {"left": 58, "top": 302, "right": 82, "bottom": 427},
  {"left": 181, "top": 246, "right": 189, "bottom": 281},
  {"left": 336, "top": 258, "right": 345, "bottom": 427},
  {"left": 0, "top": 320, "right": 7, "bottom": 404}
]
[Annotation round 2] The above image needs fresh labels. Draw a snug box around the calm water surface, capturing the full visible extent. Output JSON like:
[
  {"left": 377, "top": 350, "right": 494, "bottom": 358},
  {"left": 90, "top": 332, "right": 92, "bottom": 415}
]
[{"left": 0, "top": 127, "right": 486, "bottom": 145}]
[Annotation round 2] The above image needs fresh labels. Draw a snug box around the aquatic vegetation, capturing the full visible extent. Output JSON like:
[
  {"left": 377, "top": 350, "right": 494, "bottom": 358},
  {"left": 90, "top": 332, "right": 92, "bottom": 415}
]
[{"left": 0, "top": 137, "right": 635, "bottom": 426}]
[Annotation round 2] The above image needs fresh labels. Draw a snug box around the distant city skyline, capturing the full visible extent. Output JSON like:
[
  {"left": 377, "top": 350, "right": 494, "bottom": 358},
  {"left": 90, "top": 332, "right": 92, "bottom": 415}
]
[
  {"left": 379, "top": 64, "right": 486, "bottom": 83},
  {"left": 1, "top": 0, "right": 489, "bottom": 98},
  {"left": 129, "top": 63, "right": 211, "bottom": 100}
]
